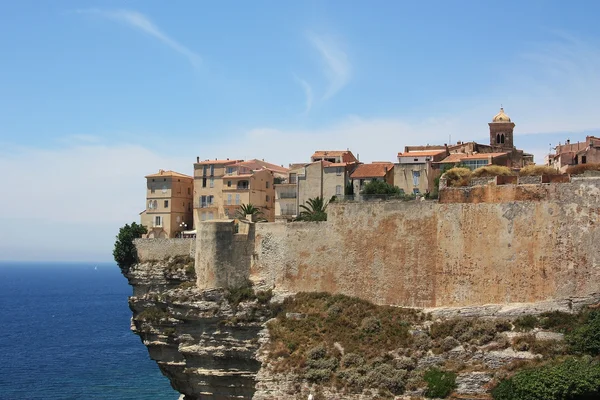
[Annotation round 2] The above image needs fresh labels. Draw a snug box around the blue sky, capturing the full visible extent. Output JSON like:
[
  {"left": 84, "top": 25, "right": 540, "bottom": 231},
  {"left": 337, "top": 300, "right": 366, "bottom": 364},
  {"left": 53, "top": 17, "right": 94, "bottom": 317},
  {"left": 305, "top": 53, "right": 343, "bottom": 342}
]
[{"left": 2, "top": 0, "right": 600, "bottom": 261}]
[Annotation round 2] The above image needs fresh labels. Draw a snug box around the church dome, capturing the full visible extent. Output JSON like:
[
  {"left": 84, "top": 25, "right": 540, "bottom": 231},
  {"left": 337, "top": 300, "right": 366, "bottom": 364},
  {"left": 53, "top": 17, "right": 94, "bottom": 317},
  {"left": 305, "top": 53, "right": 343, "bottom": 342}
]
[{"left": 492, "top": 107, "right": 511, "bottom": 122}]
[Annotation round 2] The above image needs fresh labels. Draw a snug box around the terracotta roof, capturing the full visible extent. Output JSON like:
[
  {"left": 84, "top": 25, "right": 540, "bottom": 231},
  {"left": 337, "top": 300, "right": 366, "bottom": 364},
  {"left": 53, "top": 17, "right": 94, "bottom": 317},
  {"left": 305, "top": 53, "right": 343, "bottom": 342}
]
[
  {"left": 235, "top": 159, "right": 289, "bottom": 174},
  {"left": 289, "top": 163, "right": 307, "bottom": 170},
  {"left": 438, "top": 152, "right": 509, "bottom": 163},
  {"left": 350, "top": 163, "right": 393, "bottom": 179},
  {"left": 145, "top": 169, "right": 192, "bottom": 179},
  {"left": 195, "top": 159, "right": 241, "bottom": 165},
  {"left": 398, "top": 149, "right": 447, "bottom": 157}
]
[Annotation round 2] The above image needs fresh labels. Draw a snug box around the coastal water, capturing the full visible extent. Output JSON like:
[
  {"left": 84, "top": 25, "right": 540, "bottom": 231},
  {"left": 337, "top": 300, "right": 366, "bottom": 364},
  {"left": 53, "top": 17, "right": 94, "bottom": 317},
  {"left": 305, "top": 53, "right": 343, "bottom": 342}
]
[{"left": 0, "top": 262, "right": 179, "bottom": 400}]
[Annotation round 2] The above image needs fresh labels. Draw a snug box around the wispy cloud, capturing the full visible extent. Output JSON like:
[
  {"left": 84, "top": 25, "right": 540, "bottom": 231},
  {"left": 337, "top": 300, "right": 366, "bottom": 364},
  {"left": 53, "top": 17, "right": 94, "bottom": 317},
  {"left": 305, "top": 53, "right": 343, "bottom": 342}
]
[
  {"left": 77, "top": 9, "right": 201, "bottom": 68},
  {"left": 308, "top": 32, "right": 351, "bottom": 100},
  {"left": 293, "top": 74, "right": 313, "bottom": 114}
]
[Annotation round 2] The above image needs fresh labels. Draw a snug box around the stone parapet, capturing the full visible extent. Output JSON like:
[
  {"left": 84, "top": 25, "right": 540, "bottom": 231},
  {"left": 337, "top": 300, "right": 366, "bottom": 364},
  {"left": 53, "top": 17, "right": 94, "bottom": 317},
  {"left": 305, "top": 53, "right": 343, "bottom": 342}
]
[{"left": 134, "top": 238, "right": 195, "bottom": 261}]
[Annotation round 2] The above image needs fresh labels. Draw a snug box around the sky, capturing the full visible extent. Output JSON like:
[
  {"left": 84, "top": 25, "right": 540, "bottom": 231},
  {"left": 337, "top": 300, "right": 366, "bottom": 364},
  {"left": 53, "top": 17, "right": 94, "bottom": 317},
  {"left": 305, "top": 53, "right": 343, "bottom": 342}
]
[{"left": 2, "top": 0, "right": 600, "bottom": 261}]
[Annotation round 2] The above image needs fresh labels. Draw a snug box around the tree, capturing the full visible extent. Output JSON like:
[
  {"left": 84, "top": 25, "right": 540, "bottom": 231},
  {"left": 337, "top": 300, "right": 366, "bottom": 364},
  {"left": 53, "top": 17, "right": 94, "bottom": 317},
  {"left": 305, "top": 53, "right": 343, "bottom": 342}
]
[
  {"left": 113, "top": 222, "right": 147, "bottom": 271},
  {"left": 360, "top": 180, "right": 402, "bottom": 195},
  {"left": 295, "top": 197, "right": 328, "bottom": 222},
  {"left": 345, "top": 182, "right": 354, "bottom": 196},
  {"left": 236, "top": 203, "right": 266, "bottom": 222}
]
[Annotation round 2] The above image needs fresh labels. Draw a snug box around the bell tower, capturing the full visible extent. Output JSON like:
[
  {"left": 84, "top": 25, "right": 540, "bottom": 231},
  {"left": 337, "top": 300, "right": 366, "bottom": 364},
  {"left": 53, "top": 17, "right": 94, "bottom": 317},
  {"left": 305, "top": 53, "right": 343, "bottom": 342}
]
[{"left": 489, "top": 107, "right": 515, "bottom": 149}]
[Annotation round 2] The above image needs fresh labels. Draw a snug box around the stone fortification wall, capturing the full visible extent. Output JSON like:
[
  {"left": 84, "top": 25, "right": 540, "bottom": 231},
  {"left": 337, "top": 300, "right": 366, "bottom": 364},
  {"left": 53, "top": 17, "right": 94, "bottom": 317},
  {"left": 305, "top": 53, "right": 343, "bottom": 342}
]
[
  {"left": 245, "top": 178, "right": 600, "bottom": 308},
  {"left": 134, "top": 238, "right": 195, "bottom": 261}
]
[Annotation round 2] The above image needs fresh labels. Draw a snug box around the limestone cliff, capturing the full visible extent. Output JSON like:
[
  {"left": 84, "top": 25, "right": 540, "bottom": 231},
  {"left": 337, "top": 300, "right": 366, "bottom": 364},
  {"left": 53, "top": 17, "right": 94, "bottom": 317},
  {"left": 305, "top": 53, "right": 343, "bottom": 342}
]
[{"left": 119, "top": 256, "right": 600, "bottom": 400}]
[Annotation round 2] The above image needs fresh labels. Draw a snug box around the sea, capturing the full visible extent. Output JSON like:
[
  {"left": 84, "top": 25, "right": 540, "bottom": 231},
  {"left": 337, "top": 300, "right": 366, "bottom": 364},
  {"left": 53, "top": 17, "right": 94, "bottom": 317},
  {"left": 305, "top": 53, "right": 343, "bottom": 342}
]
[{"left": 0, "top": 262, "right": 179, "bottom": 400}]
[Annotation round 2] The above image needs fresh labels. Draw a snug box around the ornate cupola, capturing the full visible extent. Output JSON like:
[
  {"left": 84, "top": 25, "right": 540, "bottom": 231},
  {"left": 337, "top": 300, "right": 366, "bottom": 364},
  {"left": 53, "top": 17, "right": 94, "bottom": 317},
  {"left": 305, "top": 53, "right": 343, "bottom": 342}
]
[{"left": 489, "top": 107, "right": 515, "bottom": 149}]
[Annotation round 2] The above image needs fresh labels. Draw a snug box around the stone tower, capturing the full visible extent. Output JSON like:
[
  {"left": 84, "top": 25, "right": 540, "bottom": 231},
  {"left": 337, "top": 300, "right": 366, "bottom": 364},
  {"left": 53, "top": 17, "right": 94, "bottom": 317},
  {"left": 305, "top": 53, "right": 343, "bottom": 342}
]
[{"left": 489, "top": 107, "right": 515, "bottom": 149}]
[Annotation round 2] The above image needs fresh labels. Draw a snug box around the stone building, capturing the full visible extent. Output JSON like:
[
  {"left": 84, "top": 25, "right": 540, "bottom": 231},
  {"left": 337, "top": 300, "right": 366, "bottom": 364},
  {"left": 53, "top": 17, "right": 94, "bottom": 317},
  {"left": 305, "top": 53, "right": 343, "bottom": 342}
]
[
  {"left": 141, "top": 169, "right": 194, "bottom": 238},
  {"left": 350, "top": 162, "right": 394, "bottom": 196},
  {"left": 274, "top": 164, "right": 302, "bottom": 221},
  {"left": 394, "top": 147, "right": 447, "bottom": 195},
  {"left": 546, "top": 136, "right": 600, "bottom": 172},
  {"left": 193, "top": 158, "right": 286, "bottom": 223}
]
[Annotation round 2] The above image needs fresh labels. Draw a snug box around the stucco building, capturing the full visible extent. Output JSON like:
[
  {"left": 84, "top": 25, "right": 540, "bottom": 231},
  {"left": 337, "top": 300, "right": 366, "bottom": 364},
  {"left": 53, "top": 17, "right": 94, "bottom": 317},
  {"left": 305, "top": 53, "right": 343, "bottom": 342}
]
[
  {"left": 394, "top": 147, "right": 447, "bottom": 195},
  {"left": 546, "top": 136, "right": 600, "bottom": 172},
  {"left": 141, "top": 169, "right": 194, "bottom": 238},
  {"left": 350, "top": 162, "right": 394, "bottom": 196}
]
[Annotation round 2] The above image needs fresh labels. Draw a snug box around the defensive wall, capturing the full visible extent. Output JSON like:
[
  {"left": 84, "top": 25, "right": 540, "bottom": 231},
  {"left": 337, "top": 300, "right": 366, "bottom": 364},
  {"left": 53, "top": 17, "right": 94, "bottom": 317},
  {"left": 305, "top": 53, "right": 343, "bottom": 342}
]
[
  {"left": 134, "top": 238, "right": 195, "bottom": 261},
  {"left": 194, "top": 176, "right": 600, "bottom": 308}
]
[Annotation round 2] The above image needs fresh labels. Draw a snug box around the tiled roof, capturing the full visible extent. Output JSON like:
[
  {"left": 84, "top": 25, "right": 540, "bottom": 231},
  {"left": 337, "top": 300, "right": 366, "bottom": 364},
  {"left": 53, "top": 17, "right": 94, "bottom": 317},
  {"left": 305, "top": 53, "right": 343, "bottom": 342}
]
[
  {"left": 438, "top": 152, "right": 509, "bottom": 163},
  {"left": 195, "top": 159, "right": 241, "bottom": 165},
  {"left": 350, "top": 163, "right": 393, "bottom": 179},
  {"left": 145, "top": 169, "right": 192, "bottom": 179},
  {"left": 235, "top": 159, "right": 289, "bottom": 174},
  {"left": 288, "top": 163, "right": 307, "bottom": 170},
  {"left": 398, "top": 149, "right": 447, "bottom": 157}
]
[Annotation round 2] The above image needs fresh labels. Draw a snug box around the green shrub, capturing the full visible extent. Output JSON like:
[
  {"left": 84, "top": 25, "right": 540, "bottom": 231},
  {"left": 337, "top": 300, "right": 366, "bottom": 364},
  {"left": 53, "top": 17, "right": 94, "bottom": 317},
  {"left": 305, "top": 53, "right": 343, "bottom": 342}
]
[
  {"left": 492, "top": 357, "right": 600, "bottom": 400},
  {"left": 360, "top": 180, "right": 402, "bottom": 195},
  {"left": 567, "top": 309, "right": 600, "bottom": 356},
  {"left": 471, "top": 165, "right": 515, "bottom": 177},
  {"left": 423, "top": 368, "right": 456, "bottom": 398},
  {"left": 364, "top": 363, "right": 406, "bottom": 395},
  {"left": 539, "top": 310, "right": 579, "bottom": 333},
  {"left": 519, "top": 165, "right": 560, "bottom": 176},
  {"left": 137, "top": 307, "right": 169, "bottom": 323},
  {"left": 226, "top": 280, "right": 256, "bottom": 307},
  {"left": 113, "top": 222, "right": 147, "bottom": 270},
  {"left": 513, "top": 315, "right": 538, "bottom": 331}
]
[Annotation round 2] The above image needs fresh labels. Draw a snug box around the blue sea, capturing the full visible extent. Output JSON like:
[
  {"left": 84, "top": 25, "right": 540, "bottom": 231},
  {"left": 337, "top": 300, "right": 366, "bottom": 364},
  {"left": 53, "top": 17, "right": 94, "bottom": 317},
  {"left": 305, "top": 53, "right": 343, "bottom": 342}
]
[{"left": 0, "top": 262, "right": 179, "bottom": 400}]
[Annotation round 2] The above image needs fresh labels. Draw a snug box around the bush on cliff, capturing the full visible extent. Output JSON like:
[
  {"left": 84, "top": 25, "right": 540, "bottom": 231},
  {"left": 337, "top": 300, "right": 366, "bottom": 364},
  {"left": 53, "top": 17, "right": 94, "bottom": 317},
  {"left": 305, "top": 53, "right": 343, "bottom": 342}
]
[
  {"left": 443, "top": 167, "right": 472, "bottom": 187},
  {"left": 113, "top": 222, "right": 147, "bottom": 269},
  {"left": 566, "top": 163, "right": 600, "bottom": 175},
  {"left": 566, "top": 309, "right": 600, "bottom": 356},
  {"left": 518, "top": 165, "right": 560, "bottom": 176},
  {"left": 423, "top": 368, "right": 456, "bottom": 398},
  {"left": 492, "top": 357, "right": 600, "bottom": 400},
  {"left": 471, "top": 165, "right": 515, "bottom": 177},
  {"left": 360, "top": 180, "right": 402, "bottom": 196}
]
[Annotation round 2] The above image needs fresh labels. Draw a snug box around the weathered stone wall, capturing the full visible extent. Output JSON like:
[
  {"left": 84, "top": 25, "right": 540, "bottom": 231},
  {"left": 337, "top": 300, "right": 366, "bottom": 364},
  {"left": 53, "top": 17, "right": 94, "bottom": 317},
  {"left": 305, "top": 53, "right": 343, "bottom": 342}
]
[
  {"left": 134, "top": 238, "right": 195, "bottom": 261},
  {"left": 245, "top": 177, "right": 600, "bottom": 308}
]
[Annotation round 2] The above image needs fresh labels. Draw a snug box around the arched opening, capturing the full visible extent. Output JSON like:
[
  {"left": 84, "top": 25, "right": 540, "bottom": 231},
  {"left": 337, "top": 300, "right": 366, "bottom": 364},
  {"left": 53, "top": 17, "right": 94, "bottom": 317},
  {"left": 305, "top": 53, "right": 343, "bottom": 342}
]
[
  {"left": 501, "top": 134, "right": 505, "bottom": 144},
  {"left": 496, "top": 133, "right": 501, "bottom": 144}
]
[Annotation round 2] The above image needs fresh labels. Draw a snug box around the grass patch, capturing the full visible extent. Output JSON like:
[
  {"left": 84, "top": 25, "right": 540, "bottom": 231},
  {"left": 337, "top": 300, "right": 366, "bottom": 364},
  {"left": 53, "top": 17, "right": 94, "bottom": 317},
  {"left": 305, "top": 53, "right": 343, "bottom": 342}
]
[
  {"left": 423, "top": 368, "right": 456, "bottom": 398},
  {"left": 443, "top": 167, "right": 472, "bottom": 187},
  {"left": 519, "top": 165, "right": 560, "bottom": 176},
  {"left": 566, "top": 163, "right": 600, "bottom": 175},
  {"left": 471, "top": 165, "right": 515, "bottom": 177}
]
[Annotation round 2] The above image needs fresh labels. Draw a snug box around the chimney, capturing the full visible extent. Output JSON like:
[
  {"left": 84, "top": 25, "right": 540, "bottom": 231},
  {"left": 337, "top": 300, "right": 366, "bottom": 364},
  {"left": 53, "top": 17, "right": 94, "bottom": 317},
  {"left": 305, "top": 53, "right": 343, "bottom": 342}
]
[
  {"left": 567, "top": 139, "right": 570, "bottom": 145},
  {"left": 196, "top": 156, "right": 199, "bottom": 163},
  {"left": 227, "top": 158, "right": 229, "bottom": 160},
  {"left": 357, "top": 153, "right": 360, "bottom": 161}
]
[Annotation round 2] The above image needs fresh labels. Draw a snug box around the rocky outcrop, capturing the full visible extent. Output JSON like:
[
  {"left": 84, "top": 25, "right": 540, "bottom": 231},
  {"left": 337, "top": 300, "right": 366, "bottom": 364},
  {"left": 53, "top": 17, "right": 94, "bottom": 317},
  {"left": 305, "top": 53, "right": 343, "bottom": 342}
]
[{"left": 120, "top": 257, "right": 271, "bottom": 399}]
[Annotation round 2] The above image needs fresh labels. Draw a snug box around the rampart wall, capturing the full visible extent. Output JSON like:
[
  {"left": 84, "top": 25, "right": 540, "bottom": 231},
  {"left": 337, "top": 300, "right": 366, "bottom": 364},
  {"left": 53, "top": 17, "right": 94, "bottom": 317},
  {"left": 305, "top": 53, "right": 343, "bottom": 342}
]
[
  {"left": 134, "top": 238, "right": 195, "bottom": 261},
  {"left": 195, "top": 177, "right": 600, "bottom": 308}
]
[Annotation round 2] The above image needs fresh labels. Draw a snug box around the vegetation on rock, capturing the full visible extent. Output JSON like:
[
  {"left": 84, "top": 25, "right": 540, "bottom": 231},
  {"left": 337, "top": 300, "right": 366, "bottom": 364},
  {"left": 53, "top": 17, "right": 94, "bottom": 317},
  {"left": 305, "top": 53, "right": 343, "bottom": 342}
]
[
  {"left": 443, "top": 167, "right": 472, "bottom": 187},
  {"left": 566, "top": 163, "right": 600, "bottom": 175},
  {"left": 423, "top": 368, "right": 457, "bottom": 398},
  {"left": 360, "top": 180, "right": 402, "bottom": 195},
  {"left": 113, "top": 222, "right": 147, "bottom": 270},
  {"left": 519, "top": 165, "right": 560, "bottom": 176},
  {"left": 471, "top": 165, "right": 515, "bottom": 177}
]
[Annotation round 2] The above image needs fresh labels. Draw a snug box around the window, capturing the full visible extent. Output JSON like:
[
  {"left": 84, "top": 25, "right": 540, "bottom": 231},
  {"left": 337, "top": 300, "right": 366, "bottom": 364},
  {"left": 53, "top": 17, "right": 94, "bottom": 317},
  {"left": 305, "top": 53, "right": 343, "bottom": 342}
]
[
  {"left": 210, "top": 177, "right": 214, "bottom": 188},
  {"left": 210, "top": 164, "right": 214, "bottom": 176},
  {"left": 235, "top": 194, "right": 240, "bottom": 205},
  {"left": 289, "top": 174, "right": 297, "bottom": 184},
  {"left": 266, "top": 181, "right": 270, "bottom": 189},
  {"left": 188, "top": 203, "right": 191, "bottom": 211},
  {"left": 201, "top": 195, "right": 207, "bottom": 208},
  {"left": 152, "top": 200, "right": 157, "bottom": 210},
  {"left": 208, "top": 212, "right": 214, "bottom": 220},
  {"left": 336, "top": 185, "right": 342, "bottom": 195},
  {"left": 176, "top": 216, "right": 181, "bottom": 223},
  {"left": 582, "top": 156, "right": 587, "bottom": 164},
  {"left": 203, "top": 165, "right": 207, "bottom": 176},
  {"left": 226, "top": 167, "right": 234, "bottom": 175},
  {"left": 208, "top": 195, "right": 214, "bottom": 205},
  {"left": 201, "top": 212, "right": 206, "bottom": 221},
  {"left": 202, "top": 178, "right": 207, "bottom": 188},
  {"left": 360, "top": 179, "right": 364, "bottom": 188},
  {"left": 148, "top": 201, "right": 153, "bottom": 210},
  {"left": 227, "top": 180, "right": 232, "bottom": 187},
  {"left": 462, "top": 160, "right": 489, "bottom": 170},
  {"left": 414, "top": 158, "right": 419, "bottom": 162},
  {"left": 496, "top": 133, "right": 501, "bottom": 144},
  {"left": 187, "top": 187, "right": 191, "bottom": 195},
  {"left": 154, "top": 216, "right": 162, "bottom": 227},
  {"left": 162, "top": 185, "right": 167, "bottom": 193},
  {"left": 412, "top": 171, "right": 420, "bottom": 186},
  {"left": 227, "top": 194, "right": 232, "bottom": 205},
  {"left": 164, "top": 200, "right": 169, "bottom": 208},
  {"left": 413, "top": 188, "right": 420, "bottom": 195},
  {"left": 150, "top": 185, "right": 155, "bottom": 193},
  {"left": 336, "top": 167, "right": 342, "bottom": 176},
  {"left": 266, "top": 195, "right": 270, "bottom": 202},
  {"left": 501, "top": 134, "right": 505, "bottom": 144}
]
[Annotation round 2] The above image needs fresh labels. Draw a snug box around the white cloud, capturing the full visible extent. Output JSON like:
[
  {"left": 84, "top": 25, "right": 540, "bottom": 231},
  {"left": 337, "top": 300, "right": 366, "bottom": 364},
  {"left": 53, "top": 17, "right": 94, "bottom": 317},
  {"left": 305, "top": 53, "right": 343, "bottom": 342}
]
[
  {"left": 308, "top": 32, "right": 351, "bottom": 100},
  {"left": 77, "top": 9, "right": 202, "bottom": 68},
  {"left": 0, "top": 142, "right": 193, "bottom": 261},
  {"left": 293, "top": 74, "right": 313, "bottom": 114}
]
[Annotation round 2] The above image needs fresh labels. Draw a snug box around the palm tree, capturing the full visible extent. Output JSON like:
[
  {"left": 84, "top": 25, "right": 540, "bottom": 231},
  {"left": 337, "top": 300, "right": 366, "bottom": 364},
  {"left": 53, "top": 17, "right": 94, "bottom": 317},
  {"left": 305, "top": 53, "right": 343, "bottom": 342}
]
[
  {"left": 236, "top": 203, "right": 266, "bottom": 222},
  {"left": 295, "top": 197, "right": 328, "bottom": 221}
]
